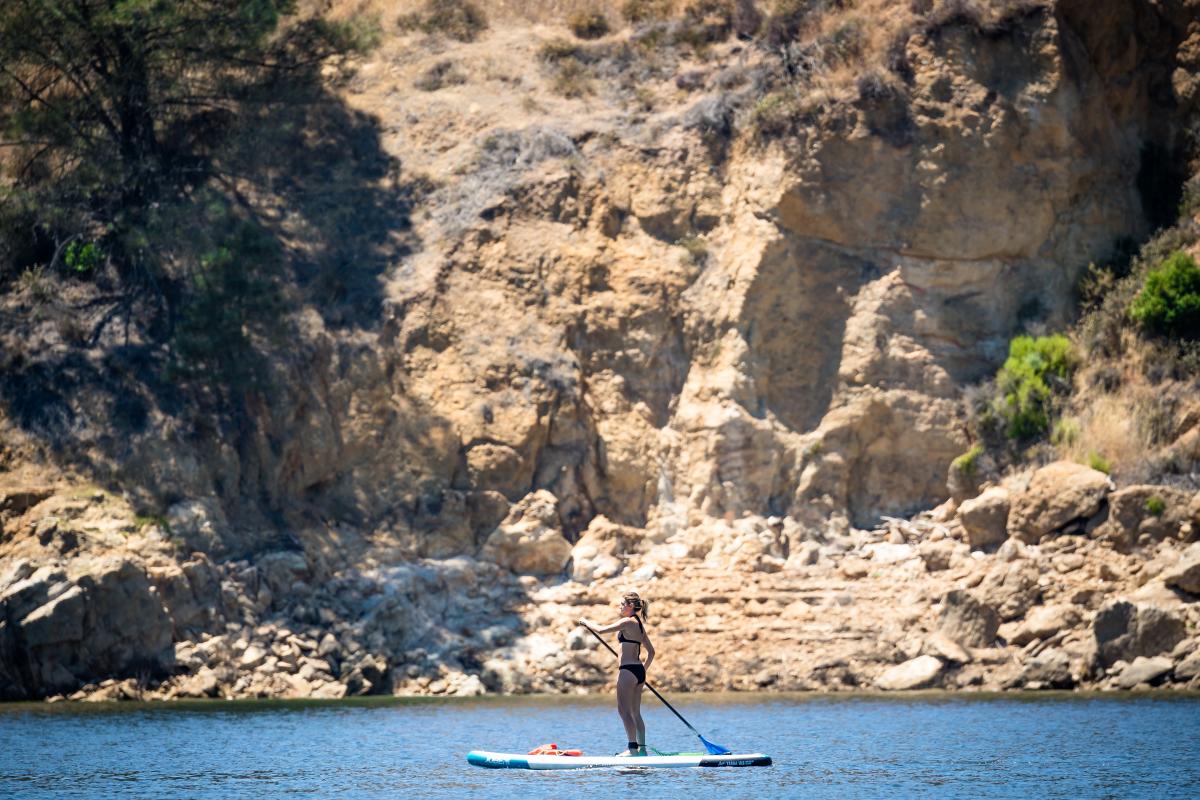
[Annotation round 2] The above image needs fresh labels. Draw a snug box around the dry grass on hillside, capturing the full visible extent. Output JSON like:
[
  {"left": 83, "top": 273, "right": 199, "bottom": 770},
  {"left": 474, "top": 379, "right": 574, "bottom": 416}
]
[
  {"left": 1057, "top": 349, "right": 1200, "bottom": 482},
  {"left": 1055, "top": 232, "right": 1200, "bottom": 482},
  {"left": 324, "top": 0, "right": 1052, "bottom": 112}
]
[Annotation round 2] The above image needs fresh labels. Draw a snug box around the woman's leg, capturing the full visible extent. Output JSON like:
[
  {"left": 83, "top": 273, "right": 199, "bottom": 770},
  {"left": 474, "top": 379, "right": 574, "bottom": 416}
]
[
  {"left": 616, "top": 670, "right": 639, "bottom": 752},
  {"left": 632, "top": 680, "right": 646, "bottom": 752}
]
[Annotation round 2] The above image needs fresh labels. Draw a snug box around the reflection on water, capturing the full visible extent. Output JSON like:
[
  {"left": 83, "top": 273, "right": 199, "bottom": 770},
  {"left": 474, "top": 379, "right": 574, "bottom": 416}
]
[{"left": 1, "top": 693, "right": 1198, "bottom": 799}]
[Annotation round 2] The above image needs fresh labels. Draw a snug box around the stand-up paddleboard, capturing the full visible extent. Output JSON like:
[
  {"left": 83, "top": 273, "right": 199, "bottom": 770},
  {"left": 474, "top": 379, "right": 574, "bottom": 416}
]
[{"left": 466, "top": 751, "right": 772, "bottom": 769}]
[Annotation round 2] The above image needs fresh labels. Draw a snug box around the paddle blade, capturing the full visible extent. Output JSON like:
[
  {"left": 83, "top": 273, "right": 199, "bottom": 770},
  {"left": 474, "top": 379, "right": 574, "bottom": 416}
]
[{"left": 698, "top": 734, "right": 731, "bottom": 755}]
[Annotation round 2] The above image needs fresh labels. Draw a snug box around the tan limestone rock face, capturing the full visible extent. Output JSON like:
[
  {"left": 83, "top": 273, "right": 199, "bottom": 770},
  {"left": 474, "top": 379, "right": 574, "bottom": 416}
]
[
  {"left": 1007, "top": 462, "right": 1112, "bottom": 543},
  {"left": 795, "top": 390, "right": 966, "bottom": 528},
  {"left": 479, "top": 490, "right": 572, "bottom": 576}
]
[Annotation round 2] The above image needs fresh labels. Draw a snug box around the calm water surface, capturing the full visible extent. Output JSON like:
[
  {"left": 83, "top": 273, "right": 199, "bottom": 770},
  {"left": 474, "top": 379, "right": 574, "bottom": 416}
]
[{"left": 1, "top": 693, "right": 1198, "bottom": 799}]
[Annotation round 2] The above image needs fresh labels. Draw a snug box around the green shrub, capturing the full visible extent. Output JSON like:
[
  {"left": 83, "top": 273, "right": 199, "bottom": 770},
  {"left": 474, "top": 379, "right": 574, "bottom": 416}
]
[
  {"left": 1087, "top": 452, "right": 1111, "bottom": 474},
  {"left": 1144, "top": 495, "right": 1166, "bottom": 517},
  {"left": 1129, "top": 251, "right": 1200, "bottom": 339},
  {"left": 568, "top": 10, "right": 611, "bottom": 39},
  {"left": 994, "top": 334, "right": 1077, "bottom": 440},
  {"left": 950, "top": 443, "right": 984, "bottom": 475},
  {"left": 64, "top": 241, "right": 104, "bottom": 274}
]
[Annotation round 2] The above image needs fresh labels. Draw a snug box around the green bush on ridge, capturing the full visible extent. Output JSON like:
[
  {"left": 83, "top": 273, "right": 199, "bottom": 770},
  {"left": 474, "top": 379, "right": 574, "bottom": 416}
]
[
  {"left": 994, "top": 334, "right": 1077, "bottom": 440},
  {"left": 1129, "top": 251, "right": 1200, "bottom": 339}
]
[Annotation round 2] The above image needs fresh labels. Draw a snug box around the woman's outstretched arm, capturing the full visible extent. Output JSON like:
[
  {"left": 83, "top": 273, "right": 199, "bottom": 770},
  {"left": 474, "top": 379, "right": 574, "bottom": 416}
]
[{"left": 578, "top": 616, "right": 632, "bottom": 635}]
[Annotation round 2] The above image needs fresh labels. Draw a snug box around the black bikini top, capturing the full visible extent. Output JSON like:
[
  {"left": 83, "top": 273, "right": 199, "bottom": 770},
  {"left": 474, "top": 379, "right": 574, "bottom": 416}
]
[{"left": 617, "top": 618, "right": 644, "bottom": 649}]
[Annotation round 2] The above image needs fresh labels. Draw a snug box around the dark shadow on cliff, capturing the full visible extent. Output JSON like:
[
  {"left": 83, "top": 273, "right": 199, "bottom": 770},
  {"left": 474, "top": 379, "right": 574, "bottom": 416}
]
[
  {"left": 741, "top": 236, "right": 869, "bottom": 434},
  {"left": 215, "top": 69, "right": 426, "bottom": 329},
  {"left": 0, "top": 61, "right": 433, "bottom": 533}
]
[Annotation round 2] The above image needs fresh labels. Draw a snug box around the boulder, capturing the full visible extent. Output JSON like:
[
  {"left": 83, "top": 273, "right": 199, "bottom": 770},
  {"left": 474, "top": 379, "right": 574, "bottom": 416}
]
[
  {"left": 926, "top": 631, "right": 971, "bottom": 663},
  {"left": 938, "top": 590, "right": 999, "bottom": 648},
  {"left": 917, "top": 540, "right": 955, "bottom": 572},
  {"left": 947, "top": 459, "right": 984, "bottom": 504},
  {"left": 177, "top": 666, "right": 220, "bottom": 698},
  {"left": 1017, "top": 648, "right": 1074, "bottom": 689},
  {"left": 1007, "top": 462, "right": 1111, "bottom": 543},
  {"left": 840, "top": 557, "right": 871, "bottom": 579},
  {"left": 977, "top": 562, "right": 1041, "bottom": 621},
  {"left": 479, "top": 490, "right": 572, "bottom": 576},
  {"left": 256, "top": 550, "right": 311, "bottom": 597},
  {"left": 240, "top": 645, "right": 268, "bottom": 669},
  {"left": 166, "top": 498, "right": 231, "bottom": 555},
  {"left": 863, "top": 542, "right": 916, "bottom": 564},
  {"left": 1161, "top": 543, "right": 1200, "bottom": 596},
  {"left": 1100, "top": 485, "right": 1194, "bottom": 549},
  {"left": 1116, "top": 656, "right": 1173, "bottom": 689},
  {"left": 1009, "top": 605, "right": 1081, "bottom": 646},
  {"left": 147, "top": 555, "right": 221, "bottom": 635},
  {"left": 1093, "top": 600, "right": 1187, "bottom": 668},
  {"left": 0, "top": 486, "right": 55, "bottom": 515},
  {"left": 568, "top": 515, "right": 632, "bottom": 583},
  {"left": 1175, "top": 650, "right": 1200, "bottom": 681},
  {"left": 958, "top": 487, "right": 1010, "bottom": 550},
  {"left": 0, "top": 556, "right": 173, "bottom": 700},
  {"left": 876, "top": 655, "right": 944, "bottom": 690}
]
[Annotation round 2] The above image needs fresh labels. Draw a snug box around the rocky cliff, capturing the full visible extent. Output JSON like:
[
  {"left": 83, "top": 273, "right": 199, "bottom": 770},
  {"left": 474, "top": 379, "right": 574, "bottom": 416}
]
[{"left": 2, "top": 0, "right": 1199, "bottom": 701}]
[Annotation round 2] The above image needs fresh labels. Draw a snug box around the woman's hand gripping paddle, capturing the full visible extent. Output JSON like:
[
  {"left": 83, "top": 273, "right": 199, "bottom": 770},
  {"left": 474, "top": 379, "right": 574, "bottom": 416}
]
[{"left": 581, "top": 622, "right": 732, "bottom": 755}]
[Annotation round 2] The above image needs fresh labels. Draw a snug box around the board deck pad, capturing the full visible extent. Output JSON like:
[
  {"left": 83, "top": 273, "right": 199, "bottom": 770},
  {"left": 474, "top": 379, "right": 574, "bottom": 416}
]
[{"left": 466, "top": 750, "right": 772, "bottom": 770}]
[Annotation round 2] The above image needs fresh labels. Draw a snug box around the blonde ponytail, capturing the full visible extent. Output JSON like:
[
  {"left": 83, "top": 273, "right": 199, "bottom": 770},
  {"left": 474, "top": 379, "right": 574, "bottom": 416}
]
[{"left": 623, "top": 591, "right": 649, "bottom": 621}]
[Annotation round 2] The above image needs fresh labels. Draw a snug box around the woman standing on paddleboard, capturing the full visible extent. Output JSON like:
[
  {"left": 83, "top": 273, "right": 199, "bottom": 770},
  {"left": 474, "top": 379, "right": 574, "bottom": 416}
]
[{"left": 579, "top": 591, "right": 654, "bottom": 756}]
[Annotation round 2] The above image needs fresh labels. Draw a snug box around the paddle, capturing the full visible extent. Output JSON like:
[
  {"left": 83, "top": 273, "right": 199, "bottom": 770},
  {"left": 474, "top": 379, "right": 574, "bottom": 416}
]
[{"left": 581, "top": 623, "right": 732, "bottom": 755}]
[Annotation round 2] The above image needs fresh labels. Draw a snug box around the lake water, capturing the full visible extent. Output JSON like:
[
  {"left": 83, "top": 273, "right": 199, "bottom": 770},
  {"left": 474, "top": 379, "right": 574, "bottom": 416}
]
[{"left": 1, "top": 693, "right": 1198, "bottom": 799}]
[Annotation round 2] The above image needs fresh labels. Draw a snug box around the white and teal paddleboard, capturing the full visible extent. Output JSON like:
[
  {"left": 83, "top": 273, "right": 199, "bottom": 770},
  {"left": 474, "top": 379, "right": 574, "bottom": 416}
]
[{"left": 466, "top": 751, "right": 772, "bottom": 770}]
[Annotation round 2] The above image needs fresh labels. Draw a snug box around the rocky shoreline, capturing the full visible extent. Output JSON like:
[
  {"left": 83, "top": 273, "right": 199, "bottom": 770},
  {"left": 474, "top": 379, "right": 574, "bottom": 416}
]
[
  {"left": 2, "top": 458, "right": 1197, "bottom": 703},
  {"left": 2, "top": 0, "right": 1199, "bottom": 705}
]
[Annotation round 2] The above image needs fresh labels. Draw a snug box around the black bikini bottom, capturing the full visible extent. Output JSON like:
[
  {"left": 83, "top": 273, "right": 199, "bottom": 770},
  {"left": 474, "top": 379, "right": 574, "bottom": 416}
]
[{"left": 618, "top": 663, "right": 646, "bottom": 685}]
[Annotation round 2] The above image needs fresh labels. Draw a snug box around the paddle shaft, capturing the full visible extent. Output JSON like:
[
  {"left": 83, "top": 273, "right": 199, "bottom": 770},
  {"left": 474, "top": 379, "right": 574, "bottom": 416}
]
[{"left": 581, "top": 623, "right": 704, "bottom": 738}]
